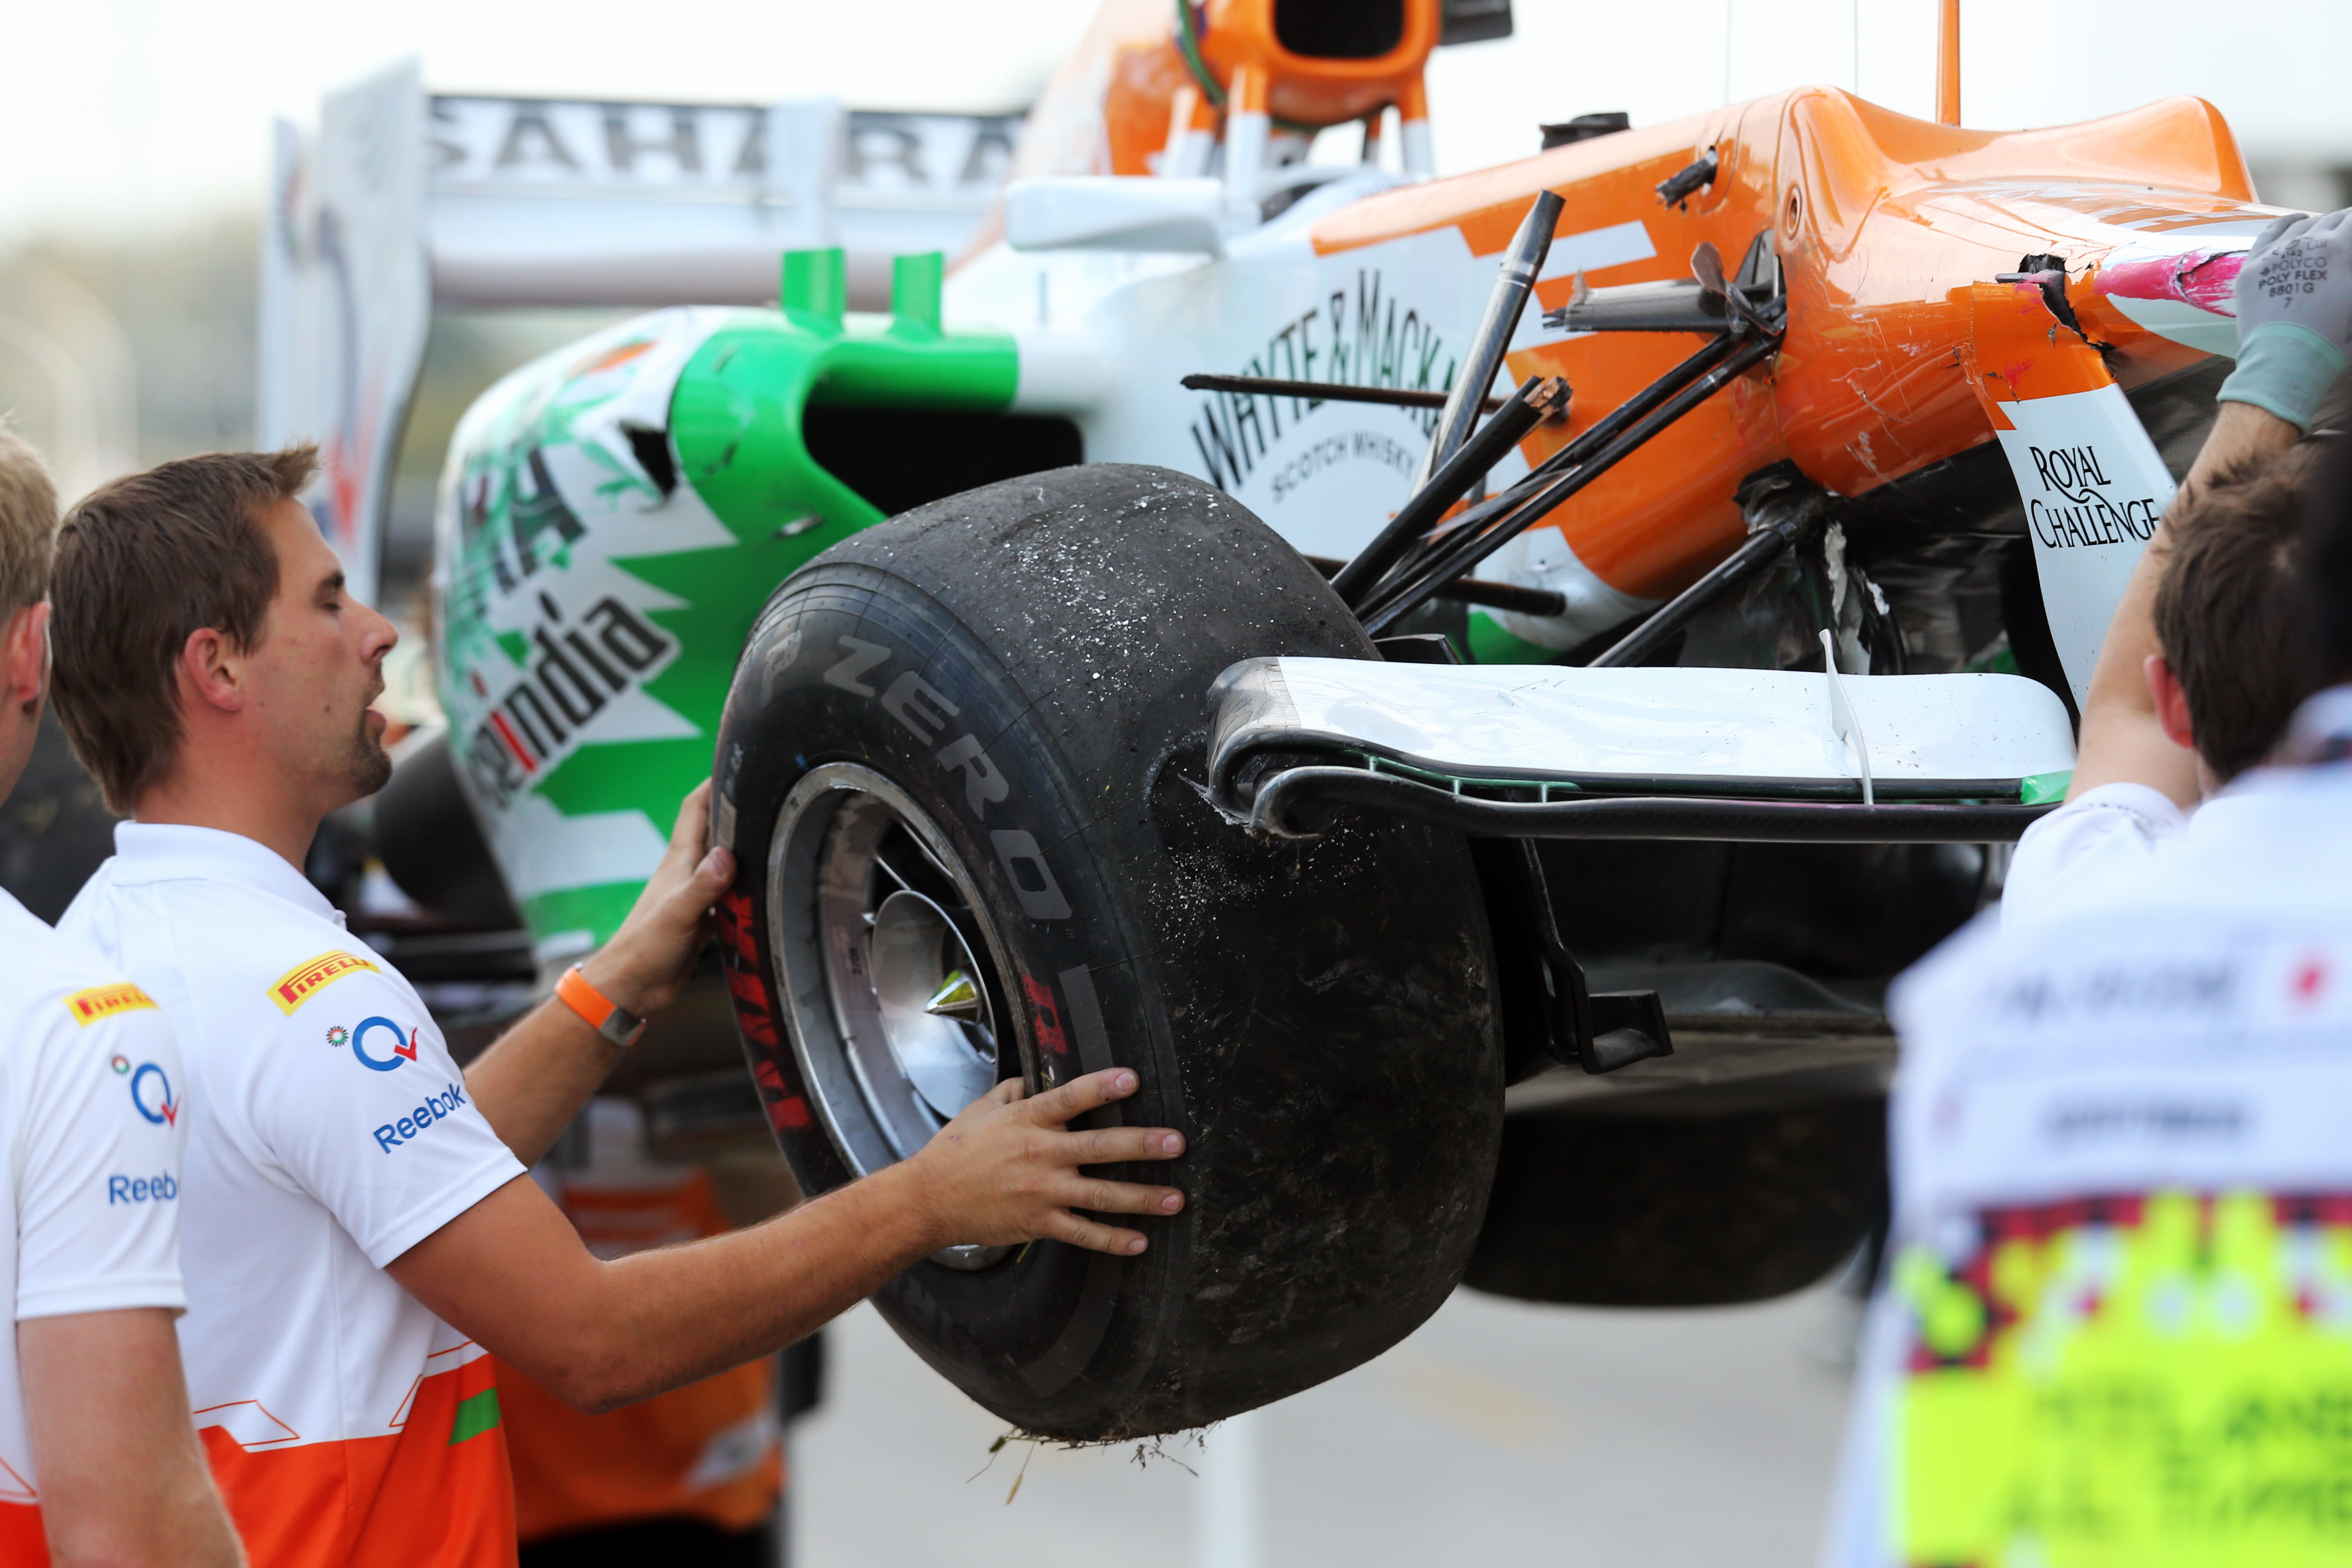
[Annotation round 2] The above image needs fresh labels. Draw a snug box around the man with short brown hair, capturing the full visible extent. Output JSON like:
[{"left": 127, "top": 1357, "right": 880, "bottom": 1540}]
[
  {"left": 0, "top": 424, "right": 244, "bottom": 1568},
  {"left": 49, "top": 446, "right": 1185, "bottom": 1568},
  {"left": 49, "top": 446, "right": 319, "bottom": 811},
  {"left": 2146, "top": 441, "right": 2327, "bottom": 780},
  {"left": 1998, "top": 430, "right": 2328, "bottom": 915}
]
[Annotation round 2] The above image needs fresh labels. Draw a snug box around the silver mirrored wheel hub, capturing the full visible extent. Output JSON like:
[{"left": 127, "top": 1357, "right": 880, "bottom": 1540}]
[
  {"left": 869, "top": 888, "right": 1000, "bottom": 1120},
  {"left": 766, "top": 763, "right": 1016, "bottom": 1270}
]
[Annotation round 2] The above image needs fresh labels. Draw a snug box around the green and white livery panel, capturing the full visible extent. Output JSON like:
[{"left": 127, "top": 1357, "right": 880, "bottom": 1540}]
[{"left": 432, "top": 262, "right": 1019, "bottom": 956}]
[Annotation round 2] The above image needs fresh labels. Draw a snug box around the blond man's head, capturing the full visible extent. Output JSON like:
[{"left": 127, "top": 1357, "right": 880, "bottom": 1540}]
[
  {"left": 0, "top": 422, "right": 59, "bottom": 620},
  {"left": 0, "top": 423, "right": 61, "bottom": 804}
]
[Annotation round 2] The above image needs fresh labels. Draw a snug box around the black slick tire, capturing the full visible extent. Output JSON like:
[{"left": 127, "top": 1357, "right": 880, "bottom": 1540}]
[
  {"left": 710, "top": 465, "right": 1503, "bottom": 1441},
  {"left": 1465, "top": 1098, "right": 1887, "bottom": 1306}
]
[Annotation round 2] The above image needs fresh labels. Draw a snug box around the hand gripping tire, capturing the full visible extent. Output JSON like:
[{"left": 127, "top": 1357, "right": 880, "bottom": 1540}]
[{"left": 710, "top": 465, "right": 1503, "bottom": 1440}]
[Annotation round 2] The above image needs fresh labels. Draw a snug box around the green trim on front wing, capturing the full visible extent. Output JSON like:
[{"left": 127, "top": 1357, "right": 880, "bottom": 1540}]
[
  {"left": 1466, "top": 609, "right": 1568, "bottom": 665},
  {"left": 2020, "top": 769, "right": 2073, "bottom": 806}
]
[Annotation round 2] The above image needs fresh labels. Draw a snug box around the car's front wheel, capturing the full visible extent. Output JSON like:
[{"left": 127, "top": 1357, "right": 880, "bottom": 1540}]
[{"left": 710, "top": 464, "right": 1504, "bottom": 1440}]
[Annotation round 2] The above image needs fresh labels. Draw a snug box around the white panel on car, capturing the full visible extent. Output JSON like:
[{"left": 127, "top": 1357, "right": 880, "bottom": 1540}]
[
  {"left": 1209, "top": 658, "right": 2076, "bottom": 794},
  {"left": 1003, "top": 177, "right": 1227, "bottom": 255}
]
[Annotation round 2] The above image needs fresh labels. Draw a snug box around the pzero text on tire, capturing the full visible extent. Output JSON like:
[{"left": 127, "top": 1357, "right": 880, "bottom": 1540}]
[{"left": 710, "top": 465, "right": 1504, "bottom": 1440}]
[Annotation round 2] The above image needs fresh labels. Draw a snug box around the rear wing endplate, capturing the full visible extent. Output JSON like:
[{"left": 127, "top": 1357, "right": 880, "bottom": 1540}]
[{"left": 260, "top": 58, "right": 1021, "bottom": 603}]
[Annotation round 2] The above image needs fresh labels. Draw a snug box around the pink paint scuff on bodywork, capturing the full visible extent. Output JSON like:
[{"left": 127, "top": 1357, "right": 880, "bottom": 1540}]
[{"left": 2094, "top": 249, "right": 2242, "bottom": 316}]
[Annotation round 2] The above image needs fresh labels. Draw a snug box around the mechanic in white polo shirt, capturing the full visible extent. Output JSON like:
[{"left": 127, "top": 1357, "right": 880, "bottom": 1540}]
[
  {"left": 0, "top": 426, "right": 241, "bottom": 1567},
  {"left": 2005, "top": 208, "right": 2352, "bottom": 911},
  {"left": 45, "top": 446, "right": 1186, "bottom": 1568},
  {"left": 1821, "top": 212, "right": 2352, "bottom": 1567}
]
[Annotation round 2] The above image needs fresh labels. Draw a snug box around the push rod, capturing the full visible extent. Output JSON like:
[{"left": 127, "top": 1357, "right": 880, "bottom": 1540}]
[
  {"left": 1301, "top": 555, "right": 1566, "bottom": 617},
  {"left": 1329, "top": 376, "right": 1568, "bottom": 608},
  {"left": 1178, "top": 374, "right": 1501, "bottom": 413},
  {"left": 1586, "top": 487, "right": 1827, "bottom": 668},
  {"left": 1359, "top": 331, "right": 1780, "bottom": 635},
  {"left": 1354, "top": 332, "right": 1746, "bottom": 604},
  {"left": 1504, "top": 316, "right": 1754, "bottom": 494},
  {"left": 1421, "top": 189, "right": 1564, "bottom": 479}
]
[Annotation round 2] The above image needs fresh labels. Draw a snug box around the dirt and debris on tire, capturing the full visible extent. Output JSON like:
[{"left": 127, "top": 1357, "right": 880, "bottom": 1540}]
[{"left": 715, "top": 466, "right": 1504, "bottom": 1439}]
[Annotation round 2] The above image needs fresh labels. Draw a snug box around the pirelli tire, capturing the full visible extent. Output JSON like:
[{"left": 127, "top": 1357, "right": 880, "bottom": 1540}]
[
  {"left": 1464, "top": 1097, "right": 1888, "bottom": 1306},
  {"left": 710, "top": 464, "right": 1504, "bottom": 1441}
]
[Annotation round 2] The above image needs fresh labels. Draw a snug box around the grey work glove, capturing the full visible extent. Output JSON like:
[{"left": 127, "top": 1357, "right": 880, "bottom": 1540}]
[{"left": 2219, "top": 207, "right": 2352, "bottom": 431}]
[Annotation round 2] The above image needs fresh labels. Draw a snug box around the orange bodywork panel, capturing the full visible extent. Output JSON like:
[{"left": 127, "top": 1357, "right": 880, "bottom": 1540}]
[
  {"left": 1309, "top": 89, "right": 2263, "bottom": 601},
  {"left": 1107, "top": 39, "right": 1201, "bottom": 176},
  {"left": 1189, "top": 0, "right": 1438, "bottom": 127},
  {"left": 1102, "top": 0, "right": 1441, "bottom": 175},
  {"left": 501, "top": 1169, "right": 781, "bottom": 1543}
]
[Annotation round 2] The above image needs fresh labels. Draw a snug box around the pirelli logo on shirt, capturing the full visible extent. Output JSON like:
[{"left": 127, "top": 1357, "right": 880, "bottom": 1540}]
[
  {"left": 267, "top": 951, "right": 381, "bottom": 1015},
  {"left": 63, "top": 983, "right": 158, "bottom": 1026}
]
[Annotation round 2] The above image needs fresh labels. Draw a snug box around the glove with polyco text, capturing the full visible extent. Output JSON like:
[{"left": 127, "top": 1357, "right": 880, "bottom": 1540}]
[{"left": 2220, "top": 206, "right": 2352, "bottom": 431}]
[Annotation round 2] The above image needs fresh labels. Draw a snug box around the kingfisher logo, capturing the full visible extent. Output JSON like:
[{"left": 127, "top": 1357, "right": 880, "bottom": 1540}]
[
  {"left": 267, "top": 951, "right": 381, "bottom": 1015},
  {"left": 128, "top": 1063, "right": 177, "bottom": 1127},
  {"left": 347, "top": 1016, "right": 422, "bottom": 1073}
]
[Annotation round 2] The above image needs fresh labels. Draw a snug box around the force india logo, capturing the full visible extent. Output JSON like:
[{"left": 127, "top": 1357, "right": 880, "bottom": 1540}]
[{"left": 461, "top": 593, "right": 677, "bottom": 808}]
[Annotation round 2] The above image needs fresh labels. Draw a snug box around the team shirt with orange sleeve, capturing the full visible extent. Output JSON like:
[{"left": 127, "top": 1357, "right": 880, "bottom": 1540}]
[
  {"left": 0, "top": 887, "right": 189, "bottom": 1562},
  {"left": 60, "top": 824, "right": 528, "bottom": 1568}
]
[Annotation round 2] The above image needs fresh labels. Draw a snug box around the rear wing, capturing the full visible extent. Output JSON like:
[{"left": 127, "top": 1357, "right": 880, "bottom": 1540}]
[{"left": 259, "top": 59, "right": 1021, "bottom": 602}]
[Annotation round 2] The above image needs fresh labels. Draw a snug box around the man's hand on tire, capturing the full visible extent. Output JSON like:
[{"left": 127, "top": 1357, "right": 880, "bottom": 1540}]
[
  {"left": 905, "top": 1069, "right": 1186, "bottom": 1255},
  {"left": 582, "top": 780, "right": 737, "bottom": 1018}
]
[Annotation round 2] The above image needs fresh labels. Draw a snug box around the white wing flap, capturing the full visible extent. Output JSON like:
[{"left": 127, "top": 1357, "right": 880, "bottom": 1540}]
[{"left": 1214, "top": 658, "right": 2075, "bottom": 790}]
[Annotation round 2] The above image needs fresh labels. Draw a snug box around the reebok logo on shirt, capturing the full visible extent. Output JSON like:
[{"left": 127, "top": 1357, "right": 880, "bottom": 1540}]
[
  {"left": 267, "top": 950, "right": 381, "bottom": 1015},
  {"left": 108, "top": 1171, "right": 179, "bottom": 1204},
  {"left": 374, "top": 1082, "right": 471, "bottom": 1154}
]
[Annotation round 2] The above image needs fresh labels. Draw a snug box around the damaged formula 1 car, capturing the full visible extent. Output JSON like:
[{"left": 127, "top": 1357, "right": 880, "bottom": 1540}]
[{"left": 401, "top": 0, "right": 2279, "bottom": 1439}]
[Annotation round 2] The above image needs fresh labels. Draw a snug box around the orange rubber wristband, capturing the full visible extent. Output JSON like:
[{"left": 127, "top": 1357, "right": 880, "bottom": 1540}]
[{"left": 556, "top": 965, "right": 647, "bottom": 1047}]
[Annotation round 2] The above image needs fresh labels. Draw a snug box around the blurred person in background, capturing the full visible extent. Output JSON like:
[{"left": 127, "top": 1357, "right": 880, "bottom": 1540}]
[
  {"left": 0, "top": 424, "right": 243, "bottom": 1568},
  {"left": 1823, "top": 211, "right": 2352, "bottom": 1568}
]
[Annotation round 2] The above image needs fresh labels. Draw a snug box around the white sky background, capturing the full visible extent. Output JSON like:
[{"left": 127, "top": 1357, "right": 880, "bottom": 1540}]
[{"left": 2, "top": 0, "right": 2347, "bottom": 245}]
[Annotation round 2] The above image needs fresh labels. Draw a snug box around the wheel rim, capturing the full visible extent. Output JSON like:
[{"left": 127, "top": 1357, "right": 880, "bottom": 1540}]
[
  {"left": 868, "top": 888, "right": 1000, "bottom": 1120},
  {"left": 767, "top": 763, "right": 1017, "bottom": 1269}
]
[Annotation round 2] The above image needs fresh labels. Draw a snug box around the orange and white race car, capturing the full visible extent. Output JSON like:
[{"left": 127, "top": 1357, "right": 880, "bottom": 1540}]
[{"left": 322, "top": 0, "right": 2280, "bottom": 1440}]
